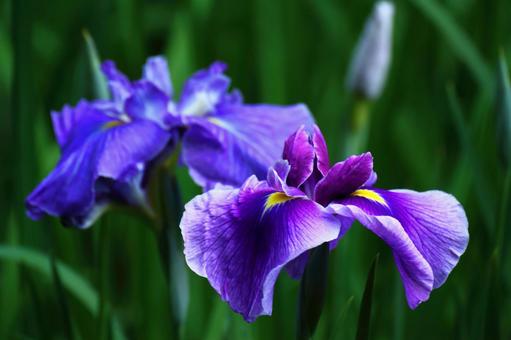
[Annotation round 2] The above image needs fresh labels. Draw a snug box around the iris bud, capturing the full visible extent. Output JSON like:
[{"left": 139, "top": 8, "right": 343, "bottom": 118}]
[{"left": 346, "top": 1, "right": 394, "bottom": 100}]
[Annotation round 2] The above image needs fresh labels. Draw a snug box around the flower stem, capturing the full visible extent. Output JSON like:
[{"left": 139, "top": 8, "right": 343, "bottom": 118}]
[
  {"left": 155, "top": 170, "right": 189, "bottom": 339},
  {"left": 343, "top": 98, "right": 371, "bottom": 157},
  {"left": 296, "top": 243, "right": 329, "bottom": 340}
]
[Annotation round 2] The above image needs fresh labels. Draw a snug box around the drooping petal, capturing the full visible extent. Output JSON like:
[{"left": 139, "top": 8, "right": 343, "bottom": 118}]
[
  {"left": 282, "top": 126, "right": 315, "bottom": 187},
  {"left": 178, "top": 61, "right": 231, "bottom": 116},
  {"left": 181, "top": 103, "right": 314, "bottom": 190},
  {"left": 26, "top": 135, "right": 104, "bottom": 227},
  {"left": 143, "top": 56, "right": 173, "bottom": 96},
  {"left": 314, "top": 152, "right": 374, "bottom": 205},
  {"left": 124, "top": 81, "right": 170, "bottom": 127},
  {"left": 180, "top": 176, "right": 340, "bottom": 322},
  {"left": 97, "top": 120, "right": 171, "bottom": 180},
  {"left": 329, "top": 187, "right": 468, "bottom": 308}
]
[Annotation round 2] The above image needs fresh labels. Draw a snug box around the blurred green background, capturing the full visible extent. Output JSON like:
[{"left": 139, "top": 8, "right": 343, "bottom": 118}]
[{"left": 1, "top": 0, "right": 511, "bottom": 339}]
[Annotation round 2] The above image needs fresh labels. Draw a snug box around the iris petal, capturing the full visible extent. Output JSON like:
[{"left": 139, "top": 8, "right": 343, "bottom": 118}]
[
  {"left": 329, "top": 188, "right": 468, "bottom": 308},
  {"left": 312, "top": 125, "right": 330, "bottom": 176},
  {"left": 180, "top": 176, "right": 340, "bottom": 322},
  {"left": 282, "top": 126, "right": 315, "bottom": 187},
  {"left": 178, "top": 62, "right": 231, "bottom": 116},
  {"left": 142, "top": 56, "right": 173, "bottom": 96},
  {"left": 181, "top": 104, "right": 314, "bottom": 190},
  {"left": 124, "top": 81, "right": 170, "bottom": 127},
  {"left": 101, "top": 60, "right": 132, "bottom": 109},
  {"left": 98, "top": 120, "right": 170, "bottom": 180},
  {"left": 314, "top": 152, "right": 374, "bottom": 205},
  {"left": 26, "top": 135, "right": 104, "bottom": 228}
]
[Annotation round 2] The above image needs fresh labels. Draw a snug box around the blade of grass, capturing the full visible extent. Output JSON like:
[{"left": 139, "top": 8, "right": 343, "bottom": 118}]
[
  {"left": 82, "top": 29, "right": 109, "bottom": 100},
  {"left": 356, "top": 253, "right": 379, "bottom": 340},
  {"left": 328, "top": 296, "right": 354, "bottom": 340},
  {"left": 447, "top": 84, "right": 495, "bottom": 232},
  {"left": 0, "top": 245, "right": 126, "bottom": 340},
  {"left": 496, "top": 53, "right": 511, "bottom": 167},
  {"left": 296, "top": 244, "right": 329, "bottom": 340},
  {"left": 50, "top": 254, "right": 76, "bottom": 340},
  {"left": 204, "top": 299, "right": 229, "bottom": 340},
  {"left": 410, "top": 0, "right": 492, "bottom": 90}
]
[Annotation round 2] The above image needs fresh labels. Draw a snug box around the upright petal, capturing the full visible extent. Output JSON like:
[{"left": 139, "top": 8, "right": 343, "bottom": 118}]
[
  {"left": 282, "top": 126, "right": 315, "bottom": 187},
  {"left": 330, "top": 187, "right": 468, "bottom": 308},
  {"left": 124, "top": 81, "right": 170, "bottom": 127},
  {"left": 101, "top": 61, "right": 132, "bottom": 108},
  {"left": 312, "top": 125, "right": 330, "bottom": 176},
  {"left": 178, "top": 61, "right": 231, "bottom": 116},
  {"left": 143, "top": 56, "right": 173, "bottom": 96},
  {"left": 180, "top": 176, "right": 340, "bottom": 322},
  {"left": 181, "top": 104, "right": 314, "bottom": 190},
  {"left": 314, "top": 152, "right": 373, "bottom": 205}
]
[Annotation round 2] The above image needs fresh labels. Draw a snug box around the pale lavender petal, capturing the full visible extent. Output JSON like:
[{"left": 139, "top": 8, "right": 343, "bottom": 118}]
[
  {"left": 282, "top": 126, "right": 315, "bottom": 187},
  {"left": 363, "top": 171, "right": 378, "bottom": 187},
  {"left": 381, "top": 189, "right": 469, "bottom": 288},
  {"left": 124, "top": 81, "right": 170, "bottom": 127},
  {"left": 314, "top": 152, "right": 373, "bottom": 205},
  {"left": 143, "top": 56, "right": 173, "bottom": 96},
  {"left": 178, "top": 61, "right": 231, "bottom": 116},
  {"left": 180, "top": 176, "right": 340, "bottom": 322},
  {"left": 267, "top": 160, "right": 290, "bottom": 192},
  {"left": 181, "top": 103, "right": 314, "bottom": 190},
  {"left": 328, "top": 203, "right": 434, "bottom": 308},
  {"left": 330, "top": 187, "right": 468, "bottom": 307}
]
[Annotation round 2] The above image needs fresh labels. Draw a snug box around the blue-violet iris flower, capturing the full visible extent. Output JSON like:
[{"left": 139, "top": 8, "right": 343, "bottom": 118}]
[
  {"left": 26, "top": 57, "right": 313, "bottom": 228},
  {"left": 180, "top": 125, "right": 469, "bottom": 322}
]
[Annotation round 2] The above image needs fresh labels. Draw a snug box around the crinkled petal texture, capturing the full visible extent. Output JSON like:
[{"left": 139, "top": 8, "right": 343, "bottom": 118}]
[
  {"left": 329, "top": 188, "right": 468, "bottom": 308},
  {"left": 180, "top": 176, "right": 340, "bottom": 322},
  {"left": 26, "top": 102, "right": 170, "bottom": 228},
  {"left": 181, "top": 104, "right": 314, "bottom": 190}
]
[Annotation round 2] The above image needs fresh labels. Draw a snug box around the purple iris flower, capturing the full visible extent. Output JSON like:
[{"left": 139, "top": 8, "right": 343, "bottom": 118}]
[
  {"left": 26, "top": 57, "right": 313, "bottom": 228},
  {"left": 180, "top": 125, "right": 469, "bottom": 322},
  {"left": 26, "top": 57, "right": 173, "bottom": 228}
]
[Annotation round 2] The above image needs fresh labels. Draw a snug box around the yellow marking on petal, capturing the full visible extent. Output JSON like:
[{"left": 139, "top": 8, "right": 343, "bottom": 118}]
[
  {"left": 263, "top": 192, "right": 295, "bottom": 214},
  {"left": 351, "top": 189, "right": 386, "bottom": 205},
  {"left": 102, "top": 120, "right": 124, "bottom": 130}
]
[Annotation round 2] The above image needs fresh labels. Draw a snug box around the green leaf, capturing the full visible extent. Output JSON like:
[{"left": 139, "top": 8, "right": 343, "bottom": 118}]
[
  {"left": 356, "top": 253, "right": 379, "bottom": 340},
  {"left": 82, "top": 29, "right": 109, "bottom": 100},
  {"left": 156, "top": 170, "right": 189, "bottom": 338},
  {"left": 296, "top": 243, "right": 329, "bottom": 340},
  {"left": 0, "top": 245, "right": 126, "bottom": 340},
  {"left": 447, "top": 84, "right": 495, "bottom": 232},
  {"left": 50, "top": 254, "right": 76, "bottom": 340},
  {"left": 329, "top": 296, "right": 354, "bottom": 340},
  {"left": 497, "top": 54, "right": 511, "bottom": 167},
  {"left": 410, "top": 0, "right": 492, "bottom": 89}
]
